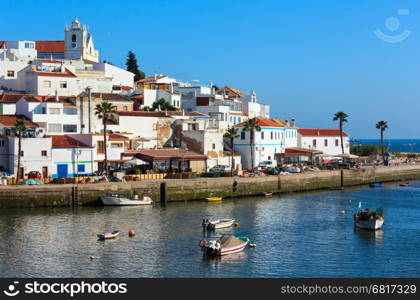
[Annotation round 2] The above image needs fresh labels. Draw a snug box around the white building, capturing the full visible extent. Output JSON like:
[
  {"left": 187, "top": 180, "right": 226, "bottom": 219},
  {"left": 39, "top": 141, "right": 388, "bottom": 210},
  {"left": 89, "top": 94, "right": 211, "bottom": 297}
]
[
  {"left": 297, "top": 128, "right": 350, "bottom": 156},
  {"left": 234, "top": 118, "right": 298, "bottom": 170},
  {"left": 16, "top": 96, "right": 79, "bottom": 135},
  {"left": 241, "top": 91, "right": 270, "bottom": 119},
  {"left": 64, "top": 18, "right": 99, "bottom": 63},
  {"left": 50, "top": 134, "right": 94, "bottom": 178}
]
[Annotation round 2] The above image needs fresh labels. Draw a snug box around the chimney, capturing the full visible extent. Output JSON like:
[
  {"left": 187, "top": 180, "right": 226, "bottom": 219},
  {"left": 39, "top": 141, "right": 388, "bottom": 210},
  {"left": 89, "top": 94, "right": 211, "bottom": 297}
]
[
  {"left": 55, "top": 89, "right": 59, "bottom": 102},
  {"left": 285, "top": 120, "right": 289, "bottom": 127},
  {"left": 290, "top": 118, "right": 296, "bottom": 127}
]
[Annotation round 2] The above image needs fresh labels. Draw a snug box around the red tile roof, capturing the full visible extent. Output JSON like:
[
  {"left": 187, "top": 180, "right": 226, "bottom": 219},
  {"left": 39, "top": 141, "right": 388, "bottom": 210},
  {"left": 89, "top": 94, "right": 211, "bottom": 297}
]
[
  {"left": 109, "top": 133, "right": 129, "bottom": 141},
  {"left": 235, "top": 118, "right": 283, "bottom": 128},
  {"left": 113, "top": 85, "right": 133, "bottom": 91},
  {"left": 0, "top": 94, "right": 32, "bottom": 103},
  {"left": 22, "top": 96, "right": 75, "bottom": 103},
  {"left": 298, "top": 129, "right": 348, "bottom": 137},
  {"left": 51, "top": 135, "right": 91, "bottom": 148},
  {"left": 35, "top": 41, "right": 65, "bottom": 53},
  {"left": 136, "top": 75, "right": 166, "bottom": 84},
  {"left": 35, "top": 68, "right": 76, "bottom": 78},
  {"left": 0, "top": 115, "right": 39, "bottom": 127}
]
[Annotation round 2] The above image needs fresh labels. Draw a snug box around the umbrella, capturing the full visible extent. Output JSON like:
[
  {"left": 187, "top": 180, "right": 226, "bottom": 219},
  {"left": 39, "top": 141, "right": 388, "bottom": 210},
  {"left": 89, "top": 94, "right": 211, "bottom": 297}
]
[{"left": 124, "top": 157, "right": 147, "bottom": 166}]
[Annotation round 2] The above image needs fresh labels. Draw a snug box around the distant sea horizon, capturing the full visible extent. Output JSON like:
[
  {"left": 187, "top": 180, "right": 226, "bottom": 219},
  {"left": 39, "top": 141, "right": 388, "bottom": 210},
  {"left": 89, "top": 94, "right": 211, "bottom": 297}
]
[{"left": 352, "top": 139, "right": 420, "bottom": 153}]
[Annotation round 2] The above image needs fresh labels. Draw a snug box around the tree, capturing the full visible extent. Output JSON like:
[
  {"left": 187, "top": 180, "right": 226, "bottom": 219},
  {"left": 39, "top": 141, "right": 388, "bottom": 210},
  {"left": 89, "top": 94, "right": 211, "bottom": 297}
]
[
  {"left": 94, "top": 101, "right": 117, "bottom": 177},
  {"left": 224, "top": 127, "right": 239, "bottom": 176},
  {"left": 125, "top": 51, "right": 146, "bottom": 82},
  {"left": 151, "top": 98, "right": 176, "bottom": 111},
  {"left": 333, "top": 111, "right": 348, "bottom": 154},
  {"left": 376, "top": 120, "right": 388, "bottom": 165},
  {"left": 242, "top": 118, "right": 261, "bottom": 171},
  {"left": 14, "top": 118, "right": 27, "bottom": 181}
]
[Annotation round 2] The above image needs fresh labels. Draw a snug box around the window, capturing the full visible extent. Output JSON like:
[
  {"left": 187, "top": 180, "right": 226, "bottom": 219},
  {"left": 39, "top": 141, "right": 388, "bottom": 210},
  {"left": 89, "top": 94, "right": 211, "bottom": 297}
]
[
  {"left": 60, "top": 81, "right": 67, "bottom": 89},
  {"left": 0, "top": 140, "right": 4, "bottom": 147},
  {"left": 335, "top": 139, "right": 339, "bottom": 147},
  {"left": 49, "top": 108, "right": 61, "bottom": 114},
  {"left": 261, "top": 131, "right": 264, "bottom": 140},
  {"left": 41, "top": 150, "right": 47, "bottom": 156},
  {"left": 241, "top": 131, "right": 245, "bottom": 140},
  {"left": 97, "top": 141, "right": 104, "bottom": 154},
  {"left": 270, "top": 132, "right": 273, "bottom": 139},
  {"left": 20, "top": 151, "right": 24, "bottom": 157},
  {"left": 63, "top": 124, "right": 77, "bottom": 133},
  {"left": 7, "top": 70, "right": 15, "bottom": 77},
  {"left": 48, "top": 123, "right": 62, "bottom": 132},
  {"left": 212, "top": 143, "right": 216, "bottom": 150},
  {"left": 78, "top": 164, "right": 85, "bottom": 173},
  {"left": 43, "top": 80, "right": 51, "bottom": 88},
  {"left": 312, "top": 139, "right": 317, "bottom": 147},
  {"left": 72, "top": 34, "right": 76, "bottom": 43},
  {"left": 63, "top": 107, "right": 77, "bottom": 115},
  {"left": 324, "top": 139, "right": 328, "bottom": 147},
  {"left": 268, "top": 156, "right": 271, "bottom": 160},
  {"left": 24, "top": 42, "right": 34, "bottom": 48},
  {"left": 110, "top": 143, "right": 123, "bottom": 148}
]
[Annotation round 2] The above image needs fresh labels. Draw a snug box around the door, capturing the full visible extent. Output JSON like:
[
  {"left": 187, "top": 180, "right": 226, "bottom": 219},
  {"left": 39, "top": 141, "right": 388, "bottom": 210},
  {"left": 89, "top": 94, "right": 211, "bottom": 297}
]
[
  {"left": 57, "top": 164, "right": 68, "bottom": 178},
  {"left": 42, "top": 166, "right": 48, "bottom": 179}
]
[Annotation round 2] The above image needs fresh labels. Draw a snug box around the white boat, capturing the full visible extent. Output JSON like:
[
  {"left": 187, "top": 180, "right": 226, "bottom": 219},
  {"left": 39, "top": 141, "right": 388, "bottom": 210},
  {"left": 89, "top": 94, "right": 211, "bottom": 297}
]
[
  {"left": 101, "top": 194, "right": 153, "bottom": 206},
  {"left": 200, "top": 234, "right": 249, "bottom": 256},
  {"left": 354, "top": 204, "right": 384, "bottom": 230},
  {"left": 203, "top": 218, "right": 235, "bottom": 230},
  {"left": 97, "top": 230, "right": 120, "bottom": 240}
]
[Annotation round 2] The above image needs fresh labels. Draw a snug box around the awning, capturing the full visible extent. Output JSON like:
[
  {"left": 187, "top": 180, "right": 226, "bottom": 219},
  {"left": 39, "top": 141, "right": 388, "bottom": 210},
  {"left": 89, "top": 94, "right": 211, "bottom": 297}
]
[
  {"left": 122, "top": 148, "right": 207, "bottom": 162},
  {"left": 276, "top": 147, "right": 323, "bottom": 158}
]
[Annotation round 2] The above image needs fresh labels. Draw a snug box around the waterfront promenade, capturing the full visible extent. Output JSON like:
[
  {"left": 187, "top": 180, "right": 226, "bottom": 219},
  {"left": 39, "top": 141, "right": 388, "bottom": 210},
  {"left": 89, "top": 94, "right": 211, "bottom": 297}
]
[{"left": 1, "top": 164, "right": 420, "bottom": 208}]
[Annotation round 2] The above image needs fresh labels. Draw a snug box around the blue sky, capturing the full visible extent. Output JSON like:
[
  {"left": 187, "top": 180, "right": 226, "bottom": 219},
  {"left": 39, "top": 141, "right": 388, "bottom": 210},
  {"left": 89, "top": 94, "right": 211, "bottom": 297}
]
[{"left": 2, "top": 0, "right": 420, "bottom": 138}]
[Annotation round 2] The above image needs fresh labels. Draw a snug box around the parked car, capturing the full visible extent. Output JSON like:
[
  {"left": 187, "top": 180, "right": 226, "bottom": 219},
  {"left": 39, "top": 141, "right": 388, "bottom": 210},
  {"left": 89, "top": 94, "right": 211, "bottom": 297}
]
[
  {"left": 27, "top": 171, "right": 42, "bottom": 179},
  {"left": 258, "top": 160, "right": 276, "bottom": 169},
  {"left": 209, "top": 165, "right": 231, "bottom": 172},
  {"left": 0, "top": 172, "right": 13, "bottom": 178}
]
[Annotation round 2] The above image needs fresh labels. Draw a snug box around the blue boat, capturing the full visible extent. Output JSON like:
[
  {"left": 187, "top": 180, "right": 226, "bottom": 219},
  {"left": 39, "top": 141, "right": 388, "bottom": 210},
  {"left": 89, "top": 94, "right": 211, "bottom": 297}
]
[{"left": 369, "top": 182, "right": 383, "bottom": 188}]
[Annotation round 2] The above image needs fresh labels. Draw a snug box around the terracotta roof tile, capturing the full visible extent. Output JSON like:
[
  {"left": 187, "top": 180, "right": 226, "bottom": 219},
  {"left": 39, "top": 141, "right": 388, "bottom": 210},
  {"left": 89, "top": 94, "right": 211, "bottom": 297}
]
[
  {"left": 35, "top": 68, "right": 76, "bottom": 78},
  {"left": 0, "top": 115, "right": 39, "bottom": 127},
  {"left": 298, "top": 129, "right": 348, "bottom": 137},
  {"left": 51, "top": 135, "right": 91, "bottom": 148},
  {"left": 35, "top": 41, "right": 65, "bottom": 53},
  {"left": 235, "top": 118, "right": 283, "bottom": 128},
  {"left": 0, "top": 94, "right": 32, "bottom": 103}
]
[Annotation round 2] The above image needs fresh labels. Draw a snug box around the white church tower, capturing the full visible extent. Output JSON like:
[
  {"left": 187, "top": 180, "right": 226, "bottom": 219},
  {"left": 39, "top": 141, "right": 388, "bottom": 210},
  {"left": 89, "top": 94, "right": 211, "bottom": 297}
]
[{"left": 64, "top": 17, "right": 99, "bottom": 63}]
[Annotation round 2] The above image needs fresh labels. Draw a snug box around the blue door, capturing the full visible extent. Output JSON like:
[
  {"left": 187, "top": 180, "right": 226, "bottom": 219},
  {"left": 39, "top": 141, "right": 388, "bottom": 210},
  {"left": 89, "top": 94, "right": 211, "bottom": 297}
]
[{"left": 57, "top": 164, "right": 68, "bottom": 178}]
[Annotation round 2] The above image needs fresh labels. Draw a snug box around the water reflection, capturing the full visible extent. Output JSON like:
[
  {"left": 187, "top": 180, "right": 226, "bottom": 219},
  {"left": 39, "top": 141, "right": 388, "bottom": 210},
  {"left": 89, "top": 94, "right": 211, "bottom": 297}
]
[
  {"left": 1, "top": 184, "right": 420, "bottom": 277},
  {"left": 354, "top": 228, "right": 384, "bottom": 244}
]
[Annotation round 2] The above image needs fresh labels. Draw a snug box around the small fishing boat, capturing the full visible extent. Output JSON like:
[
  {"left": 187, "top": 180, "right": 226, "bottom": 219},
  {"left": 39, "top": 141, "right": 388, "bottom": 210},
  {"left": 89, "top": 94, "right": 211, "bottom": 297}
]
[
  {"left": 97, "top": 230, "right": 120, "bottom": 240},
  {"left": 264, "top": 192, "right": 273, "bottom": 197},
  {"left": 203, "top": 218, "right": 235, "bottom": 230},
  {"left": 199, "top": 233, "right": 250, "bottom": 256},
  {"left": 100, "top": 194, "right": 153, "bottom": 206},
  {"left": 400, "top": 182, "right": 410, "bottom": 187},
  {"left": 354, "top": 202, "right": 384, "bottom": 230},
  {"left": 369, "top": 182, "right": 383, "bottom": 188},
  {"left": 206, "top": 197, "right": 222, "bottom": 202}
]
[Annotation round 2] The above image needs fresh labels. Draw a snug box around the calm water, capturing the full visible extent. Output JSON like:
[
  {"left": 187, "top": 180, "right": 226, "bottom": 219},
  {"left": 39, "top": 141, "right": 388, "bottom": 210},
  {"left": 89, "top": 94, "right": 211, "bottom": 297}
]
[
  {"left": 1, "top": 183, "right": 420, "bottom": 278},
  {"left": 356, "top": 139, "right": 420, "bottom": 153}
]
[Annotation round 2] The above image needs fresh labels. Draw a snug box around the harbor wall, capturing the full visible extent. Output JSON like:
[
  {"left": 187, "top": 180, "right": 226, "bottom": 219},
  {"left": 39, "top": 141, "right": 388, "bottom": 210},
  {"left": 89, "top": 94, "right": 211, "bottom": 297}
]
[{"left": 1, "top": 165, "right": 420, "bottom": 208}]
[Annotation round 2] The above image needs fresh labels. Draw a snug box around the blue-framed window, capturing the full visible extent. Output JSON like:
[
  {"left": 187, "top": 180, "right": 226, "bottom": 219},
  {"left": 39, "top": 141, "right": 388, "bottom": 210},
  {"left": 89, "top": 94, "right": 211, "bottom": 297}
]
[{"left": 77, "top": 164, "right": 85, "bottom": 173}]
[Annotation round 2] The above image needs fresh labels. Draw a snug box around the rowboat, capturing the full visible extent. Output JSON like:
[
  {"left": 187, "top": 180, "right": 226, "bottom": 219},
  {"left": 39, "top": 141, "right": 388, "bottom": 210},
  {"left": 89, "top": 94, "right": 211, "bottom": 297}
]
[
  {"left": 206, "top": 197, "right": 222, "bottom": 202},
  {"left": 354, "top": 203, "right": 384, "bottom": 230},
  {"left": 203, "top": 218, "right": 235, "bottom": 230},
  {"left": 264, "top": 192, "right": 273, "bottom": 197},
  {"left": 369, "top": 182, "right": 383, "bottom": 188},
  {"left": 100, "top": 194, "right": 153, "bottom": 206},
  {"left": 97, "top": 230, "right": 120, "bottom": 240},
  {"left": 400, "top": 182, "right": 410, "bottom": 187},
  {"left": 200, "top": 233, "right": 250, "bottom": 256}
]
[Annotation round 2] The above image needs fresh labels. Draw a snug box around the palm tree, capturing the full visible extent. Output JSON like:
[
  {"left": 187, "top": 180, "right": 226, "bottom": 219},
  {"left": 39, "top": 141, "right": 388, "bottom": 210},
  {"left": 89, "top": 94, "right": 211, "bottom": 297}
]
[
  {"left": 14, "top": 118, "right": 27, "bottom": 181},
  {"left": 94, "top": 101, "right": 117, "bottom": 177},
  {"left": 376, "top": 120, "right": 388, "bottom": 165},
  {"left": 242, "top": 118, "right": 261, "bottom": 171},
  {"left": 333, "top": 111, "right": 349, "bottom": 154},
  {"left": 224, "top": 127, "right": 239, "bottom": 176}
]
